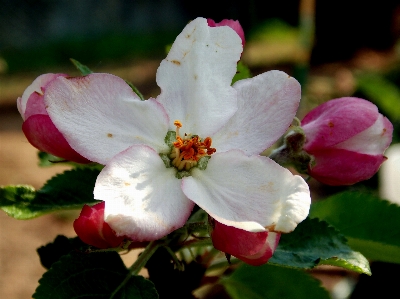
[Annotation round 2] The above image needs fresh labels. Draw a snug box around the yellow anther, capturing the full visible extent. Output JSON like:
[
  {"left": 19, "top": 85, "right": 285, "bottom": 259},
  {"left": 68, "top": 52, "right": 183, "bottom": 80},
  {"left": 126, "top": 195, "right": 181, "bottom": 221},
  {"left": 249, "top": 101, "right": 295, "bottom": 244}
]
[
  {"left": 174, "top": 120, "right": 182, "bottom": 128},
  {"left": 170, "top": 120, "right": 216, "bottom": 170}
]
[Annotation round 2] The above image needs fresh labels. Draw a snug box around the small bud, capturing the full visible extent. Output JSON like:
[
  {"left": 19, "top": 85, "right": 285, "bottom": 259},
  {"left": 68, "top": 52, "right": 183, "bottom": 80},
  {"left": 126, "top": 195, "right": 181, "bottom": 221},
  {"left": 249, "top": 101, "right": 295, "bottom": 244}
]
[
  {"left": 17, "top": 74, "right": 89, "bottom": 163},
  {"left": 73, "top": 202, "right": 125, "bottom": 249},
  {"left": 211, "top": 220, "right": 280, "bottom": 266},
  {"left": 301, "top": 97, "right": 393, "bottom": 185},
  {"left": 207, "top": 19, "right": 245, "bottom": 46}
]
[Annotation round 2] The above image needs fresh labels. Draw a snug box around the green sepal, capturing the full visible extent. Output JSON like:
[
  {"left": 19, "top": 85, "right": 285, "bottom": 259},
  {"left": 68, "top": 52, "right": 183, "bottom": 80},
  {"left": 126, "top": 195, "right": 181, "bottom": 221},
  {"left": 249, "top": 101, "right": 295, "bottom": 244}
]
[
  {"left": 232, "top": 61, "right": 252, "bottom": 85},
  {"left": 0, "top": 168, "right": 100, "bottom": 219},
  {"left": 126, "top": 80, "right": 145, "bottom": 101},
  {"left": 175, "top": 171, "right": 191, "bottom": 179},
  {"left": 197, "top": 156, "right": 210, "bottom": 170},
  {"left": 38, "top": 151, "right": 67, "bottom": 166},
  {"left": 159, "top": 153, "right": 171, "bottom": 168},
  {"left": 164, "top": 131, "right": 176, "bottom": 148},
  {"left": 70, "top": 58, "right": 93, "bottom": 76}
]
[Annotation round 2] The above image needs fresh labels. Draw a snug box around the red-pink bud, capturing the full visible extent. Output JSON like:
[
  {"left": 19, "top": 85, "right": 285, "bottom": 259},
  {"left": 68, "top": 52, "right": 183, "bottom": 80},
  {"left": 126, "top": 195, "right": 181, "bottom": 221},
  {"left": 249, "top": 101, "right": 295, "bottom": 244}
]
[
  {"left": 207, "top": 19, "right": 245, "bottom": 46},
  {"left": 211, "top": 220, "right": 280, "bottom": 266},
  {"left": 17, "top": 74, "right": 89, "bottom": 163},
  {"left": 74, "top": 202, "right": 125, "bottom": 249},
  {"left": 301, "top": 97, "right": 393, "bottom": 186}
]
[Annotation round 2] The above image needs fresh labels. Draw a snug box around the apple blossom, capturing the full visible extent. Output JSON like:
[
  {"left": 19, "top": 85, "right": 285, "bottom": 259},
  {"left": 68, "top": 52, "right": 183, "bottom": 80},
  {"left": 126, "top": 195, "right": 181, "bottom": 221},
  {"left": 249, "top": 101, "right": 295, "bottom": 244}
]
[
  {"left": 43, "top": 17, "right": 310, "bottom": 242},
  {"left": 211, "top": 220, "right": 280, "bottom": 266},
  {"left": 17, "top": 73, "right": 89, "bottom": 163},
  {"left": 207, "top": 18, "right": 245, "bottom": 46},
  {"left": 301, "top": 97, "right": 393, "bottom": 186},
  {"left": 74, "top": 202, "right": 125, "bottom": 249}
]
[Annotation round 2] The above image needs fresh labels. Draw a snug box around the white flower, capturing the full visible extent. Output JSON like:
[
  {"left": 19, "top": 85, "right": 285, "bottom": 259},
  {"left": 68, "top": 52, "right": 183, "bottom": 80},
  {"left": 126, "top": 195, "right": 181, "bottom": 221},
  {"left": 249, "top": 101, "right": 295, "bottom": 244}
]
[{"left": 44, "top": 18, "right": 310, "bottom": 241}]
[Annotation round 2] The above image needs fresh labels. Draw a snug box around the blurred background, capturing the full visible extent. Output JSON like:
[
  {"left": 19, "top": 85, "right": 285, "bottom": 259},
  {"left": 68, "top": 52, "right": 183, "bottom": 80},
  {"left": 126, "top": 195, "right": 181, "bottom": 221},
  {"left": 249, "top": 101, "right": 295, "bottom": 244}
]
[{"left": 1, "top": 0, "right": 400, "bottom": 298}]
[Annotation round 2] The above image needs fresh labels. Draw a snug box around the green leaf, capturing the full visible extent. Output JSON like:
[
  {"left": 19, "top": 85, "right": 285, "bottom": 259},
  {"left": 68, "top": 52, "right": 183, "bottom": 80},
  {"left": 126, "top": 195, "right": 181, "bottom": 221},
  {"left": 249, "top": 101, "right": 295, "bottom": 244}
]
[
  {"left": 70, "top": 58, "right": 93, "bottom": 75},
  {"left": 232, "top": 61, "right": 251, "bottom": 84},
  {"left": 37, "top": 235, "right": 89, "bottom": 269},
  {"left": 33, "top": 251, "right": 158, "bottom": 299},
  {"left": 310, "top": 191, "right": 400, "bottom": 264},
  {"left": 357, "top": 73, "right": 400, "bottom": 120},
  {"left": 269, "top": 218, "right": 371, "bottom": 275},
  {"left": 0, "top": 168, "right": 100, "bottom": 219},
  {"left": 221, "top": 264, "right": 330, "bottom": 299}
]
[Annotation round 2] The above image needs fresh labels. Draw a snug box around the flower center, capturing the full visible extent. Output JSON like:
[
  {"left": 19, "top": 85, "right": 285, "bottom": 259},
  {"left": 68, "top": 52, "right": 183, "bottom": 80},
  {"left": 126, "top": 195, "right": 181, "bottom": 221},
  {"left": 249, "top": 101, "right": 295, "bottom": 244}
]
[{"left": 169, "top": 120, "right": 216, "bottom": 171}]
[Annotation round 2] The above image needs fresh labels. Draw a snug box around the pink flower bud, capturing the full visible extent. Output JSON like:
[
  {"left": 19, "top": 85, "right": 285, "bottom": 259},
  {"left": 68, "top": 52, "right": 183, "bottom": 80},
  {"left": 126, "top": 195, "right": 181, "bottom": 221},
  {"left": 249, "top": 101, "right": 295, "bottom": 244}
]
[
  {"left": 211, "top": 220, "right": 280, "bottom": 266},
  {"left": 17, "top": 74, "right": 89, "bottom": 163},
  {"left": 207, "top": 19, "right": 245, "bottom": 46},
  {"left": 73, "top": 202, "right": 125, "bottom": 249},
  {"left": 301, "top": 97, "right": 393, "bottom": 186}
]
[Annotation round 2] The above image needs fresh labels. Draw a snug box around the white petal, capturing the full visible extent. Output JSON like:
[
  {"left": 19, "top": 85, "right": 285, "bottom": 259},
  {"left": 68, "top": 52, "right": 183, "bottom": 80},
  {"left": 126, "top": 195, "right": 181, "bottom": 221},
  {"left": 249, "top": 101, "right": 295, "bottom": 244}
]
[
  {"left": 45, "top": 74, "right": 170, "bottom": 164},
  {"left": 335, "top": 114, "right": 393, "bottom": 155},
  {"left": 212, "top": 71, "right": 301, "bottom": 155},
  {"left": 156, "top": 17, "right": 241, "bottom": 136},
  {"left": 182, "top": 150, "right": 310, "bottom": 233},
  {"left": 18, "top": 73, "right": 62, "bottom": 119},
  {"left": 95, "top": 145, "right": 195, "bottom": 241}
]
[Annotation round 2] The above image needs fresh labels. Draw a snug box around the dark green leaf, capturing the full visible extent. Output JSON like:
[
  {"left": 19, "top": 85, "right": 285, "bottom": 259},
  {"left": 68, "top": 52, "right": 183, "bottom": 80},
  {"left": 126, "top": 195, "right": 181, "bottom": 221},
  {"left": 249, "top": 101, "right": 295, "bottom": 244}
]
[
  {"left": 269, "top": 218, "right": 371, "bottom": 275},
  {"left": 70, "top": 58, "right": 93, "bottom": 75},
  {"left": 0, "top": 168, "right": 100, "bottom": 219},
  {"left": 33, "top": 251, "right": 158, "bottom": 299},
  {"left": 310, "top": 191, "right": 400, "bottom": 264},
  {"left": 37, "top": 235, "right": 89, "bottom": 269},
  {"left": 221, "top": 264, "right": 330, "bottom": 299},
  {"left": 232, "top": 61, "right": 252, "bottom": 84}
]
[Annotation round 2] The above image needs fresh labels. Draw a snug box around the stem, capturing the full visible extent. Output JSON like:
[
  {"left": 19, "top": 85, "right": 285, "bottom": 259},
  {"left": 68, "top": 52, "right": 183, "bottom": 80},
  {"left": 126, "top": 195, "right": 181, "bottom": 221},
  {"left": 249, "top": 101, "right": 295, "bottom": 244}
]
[
  {"left": 110, "top": 241, "right": 162, "bottom": 298},
  {"left": 130, "top": 241, "right": 161, "bottom": 275}
]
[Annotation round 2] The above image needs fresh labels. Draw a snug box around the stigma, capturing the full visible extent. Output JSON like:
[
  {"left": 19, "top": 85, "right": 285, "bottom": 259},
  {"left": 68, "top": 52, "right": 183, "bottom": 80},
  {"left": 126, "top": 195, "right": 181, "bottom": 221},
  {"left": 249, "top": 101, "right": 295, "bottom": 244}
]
[{"left": 170, "top": 120, "right": 216, "bottom": 170}]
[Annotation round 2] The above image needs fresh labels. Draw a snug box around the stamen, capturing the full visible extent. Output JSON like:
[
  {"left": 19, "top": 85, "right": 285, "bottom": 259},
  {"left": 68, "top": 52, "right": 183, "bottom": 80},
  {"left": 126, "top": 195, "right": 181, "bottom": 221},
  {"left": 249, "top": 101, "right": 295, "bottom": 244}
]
[{"left": 170, "top": 120, "right": 216, "bottom": 170}]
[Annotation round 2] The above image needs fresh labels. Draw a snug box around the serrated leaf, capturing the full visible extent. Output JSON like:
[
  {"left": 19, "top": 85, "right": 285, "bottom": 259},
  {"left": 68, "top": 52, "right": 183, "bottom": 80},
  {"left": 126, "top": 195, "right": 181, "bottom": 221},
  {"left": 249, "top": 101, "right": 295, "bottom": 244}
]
[
  {"left": 70, "top": 58, "right": 93, "bottom": 75},
  {"left": 221, "top": 264, "right": 330, "bottom": 299},
  {"left": 33, "top": 251, "right": 158, "bottom": 299},
  {"left": 310, "top": 191, "right": 400, "bottom": 264},
  {"left": 232, "top": 61, "right": 252, "bottom": 84},
  {"left": 37, "top": 235, "right": 89, "bottom": 269},
  {"left": 0, "top": 168, "right": 100, "bottom": 219},
  {"left": 269, "top": 218, "right": 371, "bottom": 275}
]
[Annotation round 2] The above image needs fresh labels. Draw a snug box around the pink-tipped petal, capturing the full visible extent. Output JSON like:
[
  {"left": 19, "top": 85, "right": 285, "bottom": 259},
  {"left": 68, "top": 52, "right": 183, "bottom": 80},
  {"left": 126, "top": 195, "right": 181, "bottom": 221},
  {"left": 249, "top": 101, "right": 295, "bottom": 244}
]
[
  {"left": 302, "top": 97, "right": 379, "bottom": 152},
  {"left": 308, "top": 148, "right": 387, "bottom": 186},
  {"left": 18, "top": 73, "right": 67, "bottom": 119},
  {"left": 24, "top": 92, "right": 48, "bottom": 119},
  {"left": 156, "top": 17, "right": 241, "bottom": 136},
  {"left": 207, "top": 18, "right": 245, "bottom": 46},
  {"left": 182, "top": 150, "right": 310, "bottom": 233},
  {"left": 45, "top": 74, "right": 170, "bottom": 165},
  {"left": 94, "top": 145, "right": 195, "bottom": 242},
  {"left": 213, "top": 71, "right": 301, "bottom": 155},
  {"left": 73, "top": 202, "right": 125, "bottom": 249},
  {"left": 301, "top": 97, "right": 393, "bottom": 185},
  {"left": 22, "top": 114, "right": 90, "bottom": 163},
  {"left": 211, "top": 220, "right": 280, "bottom": 266},
  {"left": 237, "top": 232, "right": 280, "bottom": 266}
]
